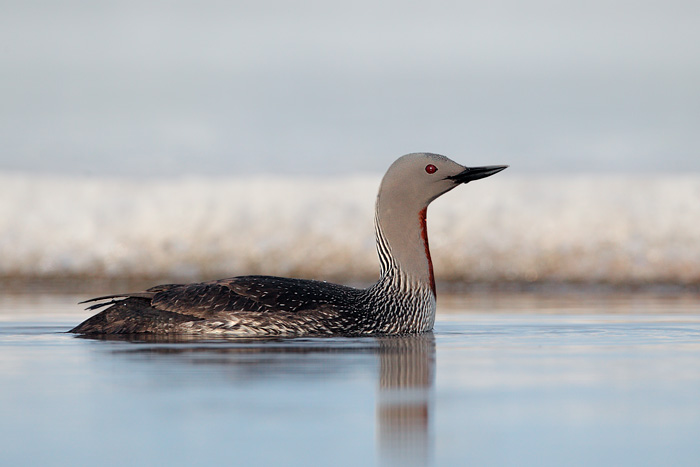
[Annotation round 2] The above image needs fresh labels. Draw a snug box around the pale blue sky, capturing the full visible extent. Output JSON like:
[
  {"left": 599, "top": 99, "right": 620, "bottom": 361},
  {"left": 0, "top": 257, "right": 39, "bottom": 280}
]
[{"left": 2, "top": 0, "right": 698, "bottom": 176}]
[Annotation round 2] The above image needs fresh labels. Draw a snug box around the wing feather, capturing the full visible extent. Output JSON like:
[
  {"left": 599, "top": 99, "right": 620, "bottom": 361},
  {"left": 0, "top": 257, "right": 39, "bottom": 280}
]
[{"left": 149, "top": 275, "right": 362, "bottom": 317}]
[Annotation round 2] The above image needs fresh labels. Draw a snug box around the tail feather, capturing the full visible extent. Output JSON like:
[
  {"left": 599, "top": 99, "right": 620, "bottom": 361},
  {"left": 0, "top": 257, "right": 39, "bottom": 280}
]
[
  {"left": 78, "top": 284, "right": 182, "bottom": 310},
  {"left": 79, "top": 292, "right": 156, "bottom": 305}
]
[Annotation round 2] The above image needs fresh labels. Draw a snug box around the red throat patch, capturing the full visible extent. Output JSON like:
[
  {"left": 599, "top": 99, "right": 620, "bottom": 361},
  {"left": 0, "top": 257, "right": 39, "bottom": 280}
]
[{"left": 418, "top": 208, "right": 436, "bottom": 296}]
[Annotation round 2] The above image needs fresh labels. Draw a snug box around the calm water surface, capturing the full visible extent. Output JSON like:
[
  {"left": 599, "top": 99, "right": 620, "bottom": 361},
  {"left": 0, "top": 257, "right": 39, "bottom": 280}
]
[{"left": 1, "top": 292, "right": 699, "bottom": 466}]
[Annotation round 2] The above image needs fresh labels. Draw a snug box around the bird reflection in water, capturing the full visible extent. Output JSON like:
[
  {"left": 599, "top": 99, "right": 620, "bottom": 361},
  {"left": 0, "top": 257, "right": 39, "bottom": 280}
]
[
  {"left": 376, "top": 334, "right": 435, "bottom": 466},
  {"left": 84, "top": 332, "right": 435, "bottom": 465}
]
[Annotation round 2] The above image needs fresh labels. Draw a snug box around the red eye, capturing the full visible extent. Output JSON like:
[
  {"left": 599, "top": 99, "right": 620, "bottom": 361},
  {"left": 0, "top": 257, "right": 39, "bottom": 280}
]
[{"left": 425, "top": 164, "right": 438, "bottom": 174}]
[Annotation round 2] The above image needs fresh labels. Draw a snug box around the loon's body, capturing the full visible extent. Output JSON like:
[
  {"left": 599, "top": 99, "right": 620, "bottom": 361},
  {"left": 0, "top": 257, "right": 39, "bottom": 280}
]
[{"left": 71, "top": 153, "right": 506, "bottom": 336}]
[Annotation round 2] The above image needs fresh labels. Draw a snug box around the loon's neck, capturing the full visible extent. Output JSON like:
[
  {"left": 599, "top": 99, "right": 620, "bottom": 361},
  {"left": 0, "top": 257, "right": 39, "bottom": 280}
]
[
  {"left": 361, "top": 185, "right": 438, "bottom": 333},
  {"left": 374, "top": 196, "right": 436, "bottom": 297}
]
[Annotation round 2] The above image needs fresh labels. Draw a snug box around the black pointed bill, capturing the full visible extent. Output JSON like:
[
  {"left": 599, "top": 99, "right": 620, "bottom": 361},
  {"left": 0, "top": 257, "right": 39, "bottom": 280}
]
[{"left": 446, "top": 165, "right": 508, "bottom": 184}]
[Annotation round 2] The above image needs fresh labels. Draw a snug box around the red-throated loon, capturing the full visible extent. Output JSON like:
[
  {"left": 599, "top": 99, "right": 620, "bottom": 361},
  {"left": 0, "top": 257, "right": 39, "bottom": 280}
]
[{"left": 71, "top": 153, "right": 507, "bottom": 336}]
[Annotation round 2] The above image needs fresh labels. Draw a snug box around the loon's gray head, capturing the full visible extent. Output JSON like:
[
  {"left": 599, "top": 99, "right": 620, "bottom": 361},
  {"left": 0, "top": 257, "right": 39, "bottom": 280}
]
[{"left": 377, "top": 152, "right": 508, "bottom": 212}]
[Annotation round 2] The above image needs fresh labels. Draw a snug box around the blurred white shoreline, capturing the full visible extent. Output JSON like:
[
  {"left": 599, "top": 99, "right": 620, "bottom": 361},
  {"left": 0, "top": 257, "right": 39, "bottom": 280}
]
[{"left": 2, "top": 171, "right": 700, "bottom": 287}]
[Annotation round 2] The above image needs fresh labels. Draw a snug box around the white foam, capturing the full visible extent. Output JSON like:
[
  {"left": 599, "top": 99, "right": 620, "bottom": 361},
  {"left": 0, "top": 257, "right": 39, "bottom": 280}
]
[{"left": 2, "top": 172, "right": 700, "bottom": 285}]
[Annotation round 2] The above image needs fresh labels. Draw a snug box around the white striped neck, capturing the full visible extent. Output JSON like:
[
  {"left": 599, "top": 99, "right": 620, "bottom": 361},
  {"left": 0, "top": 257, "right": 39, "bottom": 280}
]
[{"left": 373, "top": 207, "right": 436, "bottom": 298}]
